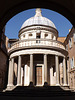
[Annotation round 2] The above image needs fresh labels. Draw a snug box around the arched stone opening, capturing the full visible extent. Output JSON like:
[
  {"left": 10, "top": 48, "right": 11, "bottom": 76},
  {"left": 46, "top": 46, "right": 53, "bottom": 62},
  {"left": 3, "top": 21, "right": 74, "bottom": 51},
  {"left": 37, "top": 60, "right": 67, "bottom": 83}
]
[
  {"left": 0, "top": 0, "right": 75, "bottom": 31},
  {"left": 0, "top": 0, "right": 75, "bottom": 91}
]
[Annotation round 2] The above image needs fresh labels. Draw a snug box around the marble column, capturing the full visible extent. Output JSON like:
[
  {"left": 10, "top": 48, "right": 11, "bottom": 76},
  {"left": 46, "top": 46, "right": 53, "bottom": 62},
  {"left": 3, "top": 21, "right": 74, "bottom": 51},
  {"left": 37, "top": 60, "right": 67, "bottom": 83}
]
[
  {"left": 24, "top": 65, "right": 26, "bottom": 86},
  {"left": 29, "top": 54, "right": 33, "bottom": 86},
  {"left": 63, "top": 57, "right": 67, "bottom": 86},
  {"left": 55, "top": 55, "right": 60, "bottom": 85},
  {"left": 21, "top": 67, "right": 23, "bottom": 85},
  {"left": 17, "top": 55, "right": 21, "bottom": 86},
  {"left": 7, "top": 58, "right": 14, "bottom": 87},
  {"left": 44, "top": 54, "right": 48, "bottom": 85},
  {"left": 24, "top": 65, "right": 28, "bottom": 86},
  {"left": 50, "top": 67, "right": 53, "bottom": 85}
]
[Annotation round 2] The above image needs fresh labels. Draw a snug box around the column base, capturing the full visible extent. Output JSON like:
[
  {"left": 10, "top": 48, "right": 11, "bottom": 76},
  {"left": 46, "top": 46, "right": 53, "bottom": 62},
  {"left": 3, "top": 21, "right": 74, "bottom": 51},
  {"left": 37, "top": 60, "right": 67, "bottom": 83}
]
[
  {"left": 29, "top": 82, "right": 34, "bottom": 87},
  {"left": 56, "top": 84, "right": 60, "bottom": 86},
  {"left": 63, "top": 84, "right": 68, "bottom": 86},
  {"left": 60, "top": 85, "right": 69, "bottom": 90},
  {"left": 7, "top": 84, "right": 14, "bottom": 87},
  {"left": 16, "top": 84, "right": 21, "bottom": 86},
  {"left": 67, "top": 84, "right": 69, "bottom": 86},
  {"left": 5, "top": 84, "right": 15, "bottom": 91}
]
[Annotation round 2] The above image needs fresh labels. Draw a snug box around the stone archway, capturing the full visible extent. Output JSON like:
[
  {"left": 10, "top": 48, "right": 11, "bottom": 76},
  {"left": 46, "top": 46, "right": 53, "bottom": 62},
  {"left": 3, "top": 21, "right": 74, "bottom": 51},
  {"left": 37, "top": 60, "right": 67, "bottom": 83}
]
[
  {"left": 0, "top": 0, "right": 75, "bottom": 91},
  {"left": 0, "top": 0, "right": 75, "bottom": 32}
]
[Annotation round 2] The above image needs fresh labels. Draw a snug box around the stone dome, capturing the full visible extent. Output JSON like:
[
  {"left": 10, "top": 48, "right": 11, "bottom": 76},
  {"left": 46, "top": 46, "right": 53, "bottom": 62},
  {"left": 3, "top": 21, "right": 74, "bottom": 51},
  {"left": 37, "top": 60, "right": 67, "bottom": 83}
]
[{"left": 21, "top": 8, "right": 56, "bottom": 29}]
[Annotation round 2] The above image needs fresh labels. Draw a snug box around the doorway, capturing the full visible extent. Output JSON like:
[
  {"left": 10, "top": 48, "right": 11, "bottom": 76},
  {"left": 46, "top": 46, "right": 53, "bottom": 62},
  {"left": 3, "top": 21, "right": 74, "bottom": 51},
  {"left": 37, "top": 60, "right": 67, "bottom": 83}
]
[{"left": 35, "top": 66, "right": 42, "bottom": 86}]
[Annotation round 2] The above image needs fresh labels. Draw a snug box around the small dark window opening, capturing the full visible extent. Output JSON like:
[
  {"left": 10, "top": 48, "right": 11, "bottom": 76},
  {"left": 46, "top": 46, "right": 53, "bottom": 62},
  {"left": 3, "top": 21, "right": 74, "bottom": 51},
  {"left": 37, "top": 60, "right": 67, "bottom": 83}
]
[
  {"left": 36, "top": 33, "right": 41, "bottom": 38},
  {"left": 45, "top": 33, "right": 48, "bottom": 37},
  {"left": 23, "top": 34, "right": 25, "bottom": 37}
]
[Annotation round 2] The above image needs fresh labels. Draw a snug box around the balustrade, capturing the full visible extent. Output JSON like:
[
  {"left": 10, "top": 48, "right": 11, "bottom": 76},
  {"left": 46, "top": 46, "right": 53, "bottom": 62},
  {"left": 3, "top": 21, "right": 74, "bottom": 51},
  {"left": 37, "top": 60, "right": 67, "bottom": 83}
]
[{"left": 10, "top": 39, "right": 65, "bottom": 51}]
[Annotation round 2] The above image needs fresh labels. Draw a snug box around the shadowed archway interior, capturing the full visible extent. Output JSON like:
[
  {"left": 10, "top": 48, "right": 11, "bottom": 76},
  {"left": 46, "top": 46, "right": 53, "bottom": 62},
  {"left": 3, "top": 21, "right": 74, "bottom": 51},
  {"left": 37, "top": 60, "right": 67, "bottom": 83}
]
[{"left": 0, "top": 0, "right": 75, "bottom": 32}]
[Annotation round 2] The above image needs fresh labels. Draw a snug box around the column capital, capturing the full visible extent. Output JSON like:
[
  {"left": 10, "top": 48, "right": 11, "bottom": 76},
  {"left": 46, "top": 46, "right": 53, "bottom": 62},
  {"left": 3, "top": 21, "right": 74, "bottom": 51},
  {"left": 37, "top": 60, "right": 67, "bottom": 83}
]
[
  {"left": 44, "top": 54, "right": 48, "bottom": 56},
  {"left": 30, "top": 54, "right": 33, "bottom": 55},
  {"left": 63, "top": 56, "right": 65, "bottom": 58},
  {"left": 55, "top": 54, "right": 58, "bottom": 56},
  {"left": 18, "top": 55, "right": 21, "bottom": 57},
  {"left": 63, "top": 56, "right": 67, "bottom": 60},
  {"left": 10, "top": 57, "right": 14, "bottom": 60},
  {"left": 11, "top": 57, "right": 14, "bottom": 61},
  {"left": 9, "top": 58, "right": 11, "bottom": 61}
]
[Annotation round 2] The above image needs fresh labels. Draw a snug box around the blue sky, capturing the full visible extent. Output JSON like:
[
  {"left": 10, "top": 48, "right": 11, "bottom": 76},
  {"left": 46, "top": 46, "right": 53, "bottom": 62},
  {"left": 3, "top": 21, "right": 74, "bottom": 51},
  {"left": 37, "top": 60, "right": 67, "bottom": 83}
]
[{"left": 5, "top": 8, "right": 72, "bottom": 39}]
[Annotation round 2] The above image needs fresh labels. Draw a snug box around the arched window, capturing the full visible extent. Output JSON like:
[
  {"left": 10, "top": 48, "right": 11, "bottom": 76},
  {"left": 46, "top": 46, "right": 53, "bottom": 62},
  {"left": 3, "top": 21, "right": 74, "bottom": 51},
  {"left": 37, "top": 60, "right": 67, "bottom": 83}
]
[
  {"left": 69, "top": 38, "right": 72, "bottom": 48},
  {"left": 36, "top": 33, "right": 40, "bottom": 38},
  {"left": 52, "top": 34, "right": 54, "bottom": 40},
  {"left": 45, "top": 33, "right": 48, "bottom": 38},
  {"left": 36, "top": 30, "right": 41, "bottom": 38},
  {"left": 23, "top": 34, "right": 25, "bottom": 38}
]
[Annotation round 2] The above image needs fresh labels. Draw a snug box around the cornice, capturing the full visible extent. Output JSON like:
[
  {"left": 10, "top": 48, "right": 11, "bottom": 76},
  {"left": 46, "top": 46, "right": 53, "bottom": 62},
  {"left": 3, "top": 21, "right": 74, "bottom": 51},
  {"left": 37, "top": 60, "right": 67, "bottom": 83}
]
[{"left": 8, "top": 45, "right": 68, "bottom": 56}]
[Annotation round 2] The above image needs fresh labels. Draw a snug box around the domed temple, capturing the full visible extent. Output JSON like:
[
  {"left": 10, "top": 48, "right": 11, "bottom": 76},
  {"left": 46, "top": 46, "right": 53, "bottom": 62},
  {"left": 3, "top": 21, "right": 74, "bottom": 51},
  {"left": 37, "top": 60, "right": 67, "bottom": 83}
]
[{"left": 7, "top": 8, "right": 68, "bottom": 90}]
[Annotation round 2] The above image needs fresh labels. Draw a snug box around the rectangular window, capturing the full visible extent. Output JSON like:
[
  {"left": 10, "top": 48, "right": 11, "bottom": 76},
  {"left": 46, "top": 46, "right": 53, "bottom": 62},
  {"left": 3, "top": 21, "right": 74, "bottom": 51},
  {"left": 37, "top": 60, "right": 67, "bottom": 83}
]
[
  {"left": 70, "top": 59, "right": 72, "bottom": 69},
  {"left": 74, "top": 57, "right": 75, "bottom": 67},
  {"left": 66, "top": 44, "right": 68, "bottom": 51},
  {"left": 36, "top": 33, "right": 41, "bottom": 39},
  {"left": 8, "top": 42, "right": 11, "bottom": 48},
  {"left": 72, "top": 58, "right": 74, "bottom": 68},
  {"left": 69, "top": 38, "right": 72, "bottom": 48},
  {"left": 70, "top": 57, "right": 74, "bottom": 69},
  {"left": 73, "top": 33, "right": 75, "bottom": 43}
]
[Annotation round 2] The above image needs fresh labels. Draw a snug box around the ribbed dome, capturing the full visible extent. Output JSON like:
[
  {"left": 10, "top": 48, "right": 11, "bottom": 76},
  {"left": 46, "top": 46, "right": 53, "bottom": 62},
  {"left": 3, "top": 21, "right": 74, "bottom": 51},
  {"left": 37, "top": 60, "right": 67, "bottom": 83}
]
[{"left": 21, "top": 8, "right": 56, "bottom": 29}]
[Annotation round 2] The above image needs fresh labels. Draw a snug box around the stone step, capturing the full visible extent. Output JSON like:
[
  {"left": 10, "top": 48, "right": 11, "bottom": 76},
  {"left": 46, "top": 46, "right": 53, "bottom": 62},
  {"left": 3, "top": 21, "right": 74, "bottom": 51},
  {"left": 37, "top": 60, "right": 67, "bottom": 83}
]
[{"left": 0, "top": 86, "right": 75, "bottom": 97}]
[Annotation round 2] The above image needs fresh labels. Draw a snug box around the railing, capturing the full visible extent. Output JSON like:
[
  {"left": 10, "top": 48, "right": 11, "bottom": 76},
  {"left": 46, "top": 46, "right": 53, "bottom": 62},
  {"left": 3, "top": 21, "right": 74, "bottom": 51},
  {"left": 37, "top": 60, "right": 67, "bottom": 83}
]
[{"left": 9, "top": 39, "right": 65, "bottom": 51}]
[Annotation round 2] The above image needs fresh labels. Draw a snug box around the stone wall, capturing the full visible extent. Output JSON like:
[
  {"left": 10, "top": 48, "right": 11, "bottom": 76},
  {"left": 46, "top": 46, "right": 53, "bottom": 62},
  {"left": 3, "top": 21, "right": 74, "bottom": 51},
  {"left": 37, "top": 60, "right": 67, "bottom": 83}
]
[
  {"left": 0, "top": 49, "right": 8, "bottom": 91},
  {"left": 64, "top": 27, "right": 75, "bottom": 89}
]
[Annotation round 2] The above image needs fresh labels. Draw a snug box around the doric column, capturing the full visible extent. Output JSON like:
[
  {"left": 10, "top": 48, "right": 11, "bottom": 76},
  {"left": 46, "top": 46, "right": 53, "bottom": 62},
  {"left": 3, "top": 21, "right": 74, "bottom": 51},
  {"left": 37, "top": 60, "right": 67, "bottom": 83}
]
[
  {"left": 17, "top": 55, "right": 21, "bottom": 86},
  {"left": 21, "top": 67, "right": 23, "bottom": 85},
  {"left": 55, "top": 55, "right": 60, "bottom": 85},
  {"left": 24, "top": 65, "right": 26, "bottom": 86},
  {"left": 24, "top": 65, "right": 28, "bottom": 86},
  {"left": 29, "top": 54, "right": 33, "bottom": 86},
  {"left": 7, "top": 58, "right": 14, "bottom": 87},
  {"left": 44, "top": 54, "right": 48, "bottom": 85},
  {"left": 63, "top": 57, "right": 67, "bottom": 86}
]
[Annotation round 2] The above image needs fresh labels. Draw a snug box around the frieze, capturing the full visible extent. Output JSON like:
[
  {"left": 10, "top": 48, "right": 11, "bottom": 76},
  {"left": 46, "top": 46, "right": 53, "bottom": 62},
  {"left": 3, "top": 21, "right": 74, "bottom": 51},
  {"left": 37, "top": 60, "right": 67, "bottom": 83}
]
[{"left": 19, "top": 25, "right": 58, "bottom": 37}]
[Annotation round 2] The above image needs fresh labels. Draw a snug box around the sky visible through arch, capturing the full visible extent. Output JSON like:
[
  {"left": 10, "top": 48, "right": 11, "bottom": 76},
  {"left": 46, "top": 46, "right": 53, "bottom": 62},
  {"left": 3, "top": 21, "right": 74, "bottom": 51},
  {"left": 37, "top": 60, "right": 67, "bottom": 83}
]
[{"left": 5, "top": 8, "right": 72, "bottom": 39}]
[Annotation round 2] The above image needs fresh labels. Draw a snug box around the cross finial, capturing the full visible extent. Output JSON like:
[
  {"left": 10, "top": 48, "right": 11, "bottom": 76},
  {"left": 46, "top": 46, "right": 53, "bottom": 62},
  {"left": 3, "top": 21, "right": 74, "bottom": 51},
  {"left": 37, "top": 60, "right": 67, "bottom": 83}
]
[{"left": 35, "top": 8, "right": 42, "bottom": 17}]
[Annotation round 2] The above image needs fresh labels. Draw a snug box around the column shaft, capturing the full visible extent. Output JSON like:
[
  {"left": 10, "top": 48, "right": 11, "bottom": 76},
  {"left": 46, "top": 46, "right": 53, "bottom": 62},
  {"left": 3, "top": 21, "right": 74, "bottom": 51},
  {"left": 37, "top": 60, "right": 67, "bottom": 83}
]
[
  {"left": 21, "top": 67, "right": 23, "bottom": 85},
  {"left": 24, "top": 65, "right": 28, "bottom": 86},
  {"left": 30, "top": 54, "right": 33, "bottom": 85},
  {"left": 44, "top": 54, "right": 48, "bottom": 85},
  {"left": 55, "top": 55, "right": 60, "bottom": 85},
  {"left": 17, "top": 55, "right": 21, "bottom": 85},
  {"left": 7, "top": 58, "right": 14, "bottom": 86},
  {"left": 63, "top": 57, "right": 67, "bottom": 85}
]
